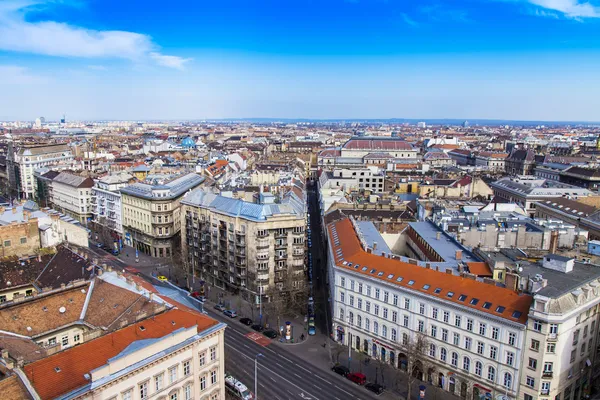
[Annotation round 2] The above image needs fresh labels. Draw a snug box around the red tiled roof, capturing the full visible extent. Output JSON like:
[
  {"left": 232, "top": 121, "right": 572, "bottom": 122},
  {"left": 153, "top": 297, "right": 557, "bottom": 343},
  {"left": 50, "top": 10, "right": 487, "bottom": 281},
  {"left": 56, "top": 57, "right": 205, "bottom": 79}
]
[
  {"left": 328, "top": 218, "right": 532, "bottom": 324},
  {"left": 466, "top": 262, "right": 493, "bottom": 277},
  {"left": 24, "top": 309, "right": 219, "bottom": 400},
  {"left": 343, "top": 139, "right": 413, "bottom": 151}
]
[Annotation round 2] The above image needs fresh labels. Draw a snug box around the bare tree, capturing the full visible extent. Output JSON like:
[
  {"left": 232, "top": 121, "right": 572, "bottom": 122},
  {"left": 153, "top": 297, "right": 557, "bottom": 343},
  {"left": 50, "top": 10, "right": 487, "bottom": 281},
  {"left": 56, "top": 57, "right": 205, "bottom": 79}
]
[
  {"left": 402, "top": 332, "right": 429, "bottom": 400},
  {"left": 331, "top": 342, "right": 346, "bottom": 364}
]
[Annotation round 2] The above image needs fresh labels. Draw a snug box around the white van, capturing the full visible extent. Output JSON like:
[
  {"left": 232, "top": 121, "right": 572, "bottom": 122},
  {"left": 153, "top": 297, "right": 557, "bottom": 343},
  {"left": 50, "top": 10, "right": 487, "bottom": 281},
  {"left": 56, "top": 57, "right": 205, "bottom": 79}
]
[{"left": 225, "top": 374, "right": 254, "bottom": 400}]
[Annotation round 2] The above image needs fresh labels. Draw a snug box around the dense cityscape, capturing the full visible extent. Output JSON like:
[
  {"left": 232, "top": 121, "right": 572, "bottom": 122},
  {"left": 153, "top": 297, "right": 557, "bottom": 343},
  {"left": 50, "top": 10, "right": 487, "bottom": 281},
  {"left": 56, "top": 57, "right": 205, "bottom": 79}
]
[{"left": 0, "top": 118, "right": 598, "bottom": 400}]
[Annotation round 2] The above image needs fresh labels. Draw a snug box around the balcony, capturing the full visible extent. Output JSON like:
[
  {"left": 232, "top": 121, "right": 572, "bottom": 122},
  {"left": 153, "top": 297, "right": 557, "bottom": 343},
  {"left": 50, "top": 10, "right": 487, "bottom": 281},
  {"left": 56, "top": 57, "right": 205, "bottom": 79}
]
[
  {"left": 547, "top": 333, "right": 558, "bottom": 342},
  {"left": 542, "top": 371, "right": 553, "bottom": 379},
  {"left": 541, "top": 389, "right": 549, "bottom": 395},
  {"left": 275, "top": 254, "right": 288, "bottom": 261}
]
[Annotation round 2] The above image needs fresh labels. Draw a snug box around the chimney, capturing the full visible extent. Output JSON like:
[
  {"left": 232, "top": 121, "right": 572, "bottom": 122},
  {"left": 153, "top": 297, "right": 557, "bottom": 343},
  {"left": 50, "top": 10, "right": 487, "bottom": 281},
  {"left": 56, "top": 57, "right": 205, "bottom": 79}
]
[
  {"left": 373, "top": 242, "right": 378, "bottom": 251},
  {"left": 455, "top": 250, "right": 462, "bottom": 261},
  {"left": 12, "top": 207, "right": 17, "bottom": 214},
  {"left": 446, "top": 269, "right": 453, "bottom": 275},
  {"left": 436, "top": 231, "right": 441, "bottom": 240},
  {"left": 549, "top": 230, "right": 559, "bottom": 254}
]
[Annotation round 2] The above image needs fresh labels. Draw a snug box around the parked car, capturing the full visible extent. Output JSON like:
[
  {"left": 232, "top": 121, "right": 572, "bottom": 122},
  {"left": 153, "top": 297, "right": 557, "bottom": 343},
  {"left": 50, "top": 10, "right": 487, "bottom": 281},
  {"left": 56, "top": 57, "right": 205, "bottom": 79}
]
[
  {"left": 214, "top": 303, "right": 227, "bottom": 312},
  {"left": 190, "top": 292, "right": 206, "bottom": 302},
  {"left": 263, "top": 329, "right": 278, "bottom": 339},
  {"left": 308, "top": 317, "right": 316, "bottom": 336},
  {"left": 95, "top": 243, "right": 103, "bottom": 248},
  {"left": 239, "top": 317, "right": 252, "bottom": 326},
  {"left": 365, "top": 383, "right": 384, "bottom": 395},
  {"left": 347, "top": 372, "right": 366, "bottom": 385},
  {"left": 224, "top": 310, "right": 238, "bottom": 318},
  {"left": 251, "top": 324, "right": 264, "bottom": 332},
  {"left": 111, "top": 249, "right": 120, "bottom": 256},
  {"left": 331, "top": 365, "right": 350, "bottom": 377},
  {"left": 157, "top": 275, "right": 168, "bottom": 282}
]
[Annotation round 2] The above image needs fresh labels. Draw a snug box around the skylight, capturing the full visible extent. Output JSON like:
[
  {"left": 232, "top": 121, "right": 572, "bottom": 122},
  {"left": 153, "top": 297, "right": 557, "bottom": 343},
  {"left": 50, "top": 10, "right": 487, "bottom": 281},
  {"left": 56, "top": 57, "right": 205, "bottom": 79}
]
[
  {"left": 423, "top": 284, "right": 430, "bottom": 290},
  {"left": 396, "top": 277, "right": 404, "bottom": 282},
  {"left": 470, "top": 298, "right": 479, "bottom": 305},
  {"left": 458, "top": 294, "right": 467, "bottom": 301},
  {"left": 434, "top": 288, "right": 442, "bottom": 294},
  {"left": 512, "top": 311, "right": 522, "bottom": 319},
  {"left": 496, "top": 306, "right": 505, "bottom": 313},
  {"left": 447, "top": 292, "right": 454, "bottom": 298},
  {"left": 354, "top": 265, "right": 359, "bottom": 269},
  {"left": 408, "top": 280, "right": 415, "bottom": 286},
  {"left": 362, "top": 267, "right": 368, "bottom": 271},
  {"left": 483, "top": 302, "right": 492, "bottom": 309},
  {"left": 387, "top": 274, "right": 394, "bottom": 279},
  {"left": 370, "top": 269, "right": 376, "bottom": 274},
  {"left": 377, "top": 272, "right": 384, "bottom": 276}
]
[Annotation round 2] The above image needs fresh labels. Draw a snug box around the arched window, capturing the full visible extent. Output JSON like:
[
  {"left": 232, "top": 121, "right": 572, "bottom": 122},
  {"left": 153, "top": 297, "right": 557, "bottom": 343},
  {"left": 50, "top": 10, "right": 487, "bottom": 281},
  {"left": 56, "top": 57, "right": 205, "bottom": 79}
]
[
  {"left": 451, "top": 352, "right": 458, "bottom": 367},
  {"left": 373, "top": 321, "right": 379, "bottom": 335},
  {"left": 503, "top": 372, "right": 512, "bottom": 389},
  {"left": 487, "top": 366, "right": 496, "bottom": 382},
  {"left": 382, "top": 325, "right": 388, "bottom": 338},
  {"left": 365, "top": 318, "right": 370, "bottom": 331},
  {"left": 440, "top": 348, "right": 447, "bottom": 362},
  {"left": 475, "top": 361, "right": 482, "bottom": 376},
  {"left": 391, "top": 328, "right": 397, "bottom": 341},
  {"left": 463, "top": 357, "right": 470, "bottom": 371},
  {"left": 429, "top": 343, "right": 436, "bottom": 358}
]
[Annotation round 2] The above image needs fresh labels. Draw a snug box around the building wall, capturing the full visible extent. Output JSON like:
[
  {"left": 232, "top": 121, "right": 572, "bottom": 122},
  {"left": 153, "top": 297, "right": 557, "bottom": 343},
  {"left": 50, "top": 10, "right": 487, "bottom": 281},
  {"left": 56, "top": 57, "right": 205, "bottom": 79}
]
[
  {"left": 0, "top": 219, "right": 40, "bottom": 257},
  {"left": 182, "top": 205, "right": 306, "bottom": 301},
  {"left": 92, "top": 187, "right": 124, "bottom": 235},
  {"left": 520, "top": 298, "right": 600, "bottom": 400},
  {"left": 51, "top": 181, "right": 93, "bottom": 224},
  {"left": 16, "top": 146, "right": 74, "bottom": 199},
  {"left": 330, "top": 261, "right": 526, "bottom": 399},
  {"left": 122, "top": 194, "right": 186, "bottom": 258}
]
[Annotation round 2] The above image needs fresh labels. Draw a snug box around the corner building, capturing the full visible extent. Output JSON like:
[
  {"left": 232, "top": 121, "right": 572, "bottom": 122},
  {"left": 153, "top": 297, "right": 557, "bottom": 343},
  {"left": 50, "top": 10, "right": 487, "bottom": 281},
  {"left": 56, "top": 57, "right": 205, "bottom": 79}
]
[{"left": 327, "top": 217, "right": 533, "bottom": 400}]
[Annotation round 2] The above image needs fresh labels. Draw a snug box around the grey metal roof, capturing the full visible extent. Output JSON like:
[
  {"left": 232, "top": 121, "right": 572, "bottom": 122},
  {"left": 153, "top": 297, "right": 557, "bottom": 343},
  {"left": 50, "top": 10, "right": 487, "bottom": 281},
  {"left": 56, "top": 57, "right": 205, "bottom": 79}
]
[
  {"left": 182, "top": 185, "right": 306, "bottom": 222},
  {"left": 355, "top": 221, "right": 392, "bottom": 256},
  {"left": 120, "top": 173, "right": 204, "bottom": 200},
  {"left": 409, "top": 221, "right": 478, "bottom": 265}
]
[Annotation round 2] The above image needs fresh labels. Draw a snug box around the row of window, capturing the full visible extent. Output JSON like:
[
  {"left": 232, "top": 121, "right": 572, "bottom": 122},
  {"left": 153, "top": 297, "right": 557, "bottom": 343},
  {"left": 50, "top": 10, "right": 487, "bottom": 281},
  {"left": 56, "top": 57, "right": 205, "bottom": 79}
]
[
  {"left": 342, "top": 308, "right": 515, "bottom": 366},
  {"left": 339, "top": 288, "right": 517, "bottom": 345}
]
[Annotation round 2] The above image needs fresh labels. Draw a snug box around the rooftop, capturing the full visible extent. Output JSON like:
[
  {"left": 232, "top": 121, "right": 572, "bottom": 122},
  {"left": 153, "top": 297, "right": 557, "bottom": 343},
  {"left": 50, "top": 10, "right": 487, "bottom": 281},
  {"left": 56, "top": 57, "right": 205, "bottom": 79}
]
[{"left": 120, "top": 173, "right": 204, "bottom": 200}]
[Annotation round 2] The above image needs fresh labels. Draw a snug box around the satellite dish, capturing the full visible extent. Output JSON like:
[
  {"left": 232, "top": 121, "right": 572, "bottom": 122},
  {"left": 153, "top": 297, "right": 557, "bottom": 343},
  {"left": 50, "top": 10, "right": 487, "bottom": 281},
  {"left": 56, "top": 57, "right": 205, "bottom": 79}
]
[{"left": 59, "top": 307, "right": 66, "bottom": 314}]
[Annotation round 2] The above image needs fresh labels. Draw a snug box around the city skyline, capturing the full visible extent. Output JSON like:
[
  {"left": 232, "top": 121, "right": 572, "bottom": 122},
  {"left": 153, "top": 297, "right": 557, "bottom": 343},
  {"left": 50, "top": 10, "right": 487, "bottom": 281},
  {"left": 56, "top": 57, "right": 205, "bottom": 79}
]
[{"left": 1, "top": 0, "right": 599, "bottom": 121}]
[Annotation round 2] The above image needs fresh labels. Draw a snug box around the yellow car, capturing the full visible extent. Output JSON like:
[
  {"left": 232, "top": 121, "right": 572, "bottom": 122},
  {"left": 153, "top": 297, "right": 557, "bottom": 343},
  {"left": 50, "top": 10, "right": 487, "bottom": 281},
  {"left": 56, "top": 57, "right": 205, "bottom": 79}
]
[{"left": 157, "top": 275, "right": 168, "bottom": 282}]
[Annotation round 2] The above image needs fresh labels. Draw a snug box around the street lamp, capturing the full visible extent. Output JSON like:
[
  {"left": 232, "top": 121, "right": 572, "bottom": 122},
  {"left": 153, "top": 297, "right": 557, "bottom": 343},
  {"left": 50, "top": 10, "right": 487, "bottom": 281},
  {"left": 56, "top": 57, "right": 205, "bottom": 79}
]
[
  {"left": 347, "top": 312, "right": 352, "bottom": 369},
  {"left": 255, "top": 353, "right": 264, "bottom": 399}
]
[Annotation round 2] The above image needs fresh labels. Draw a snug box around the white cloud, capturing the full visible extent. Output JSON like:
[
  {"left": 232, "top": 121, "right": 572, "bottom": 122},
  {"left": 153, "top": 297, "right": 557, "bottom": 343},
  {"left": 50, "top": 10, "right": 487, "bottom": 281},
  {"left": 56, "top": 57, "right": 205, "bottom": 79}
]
[
  {"left": 0, "top": 1, "right": 191, "bottom": 68},
  {"left": 0, "top": 65, "right": 47, "bottom": 84},
  {"left": 87, "top": 65, "right": 108, "bottom": 71},
  {"left": 150, "top": 53, "right": 192, "bottom": 70},
  {"left": 400, "top": 13, "right": 419, "bottom": 26},
  {"left": 527, "top": 0, "right": 600, "bottom": 18}
]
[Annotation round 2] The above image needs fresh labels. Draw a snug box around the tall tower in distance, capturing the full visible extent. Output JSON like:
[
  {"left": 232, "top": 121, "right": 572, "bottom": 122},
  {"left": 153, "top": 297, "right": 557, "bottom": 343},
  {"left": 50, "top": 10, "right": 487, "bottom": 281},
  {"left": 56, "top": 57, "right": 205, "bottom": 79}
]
[{"left": 60, "top": 114, "right": 66, "bottom": 124}]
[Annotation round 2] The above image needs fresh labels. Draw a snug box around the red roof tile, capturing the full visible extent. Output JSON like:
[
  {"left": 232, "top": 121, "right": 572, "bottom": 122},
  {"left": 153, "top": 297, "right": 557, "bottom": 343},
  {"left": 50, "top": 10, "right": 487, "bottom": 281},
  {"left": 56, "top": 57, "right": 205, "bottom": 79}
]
[{"left": 343, "top": 139, "right": 413, "bottom": 151}]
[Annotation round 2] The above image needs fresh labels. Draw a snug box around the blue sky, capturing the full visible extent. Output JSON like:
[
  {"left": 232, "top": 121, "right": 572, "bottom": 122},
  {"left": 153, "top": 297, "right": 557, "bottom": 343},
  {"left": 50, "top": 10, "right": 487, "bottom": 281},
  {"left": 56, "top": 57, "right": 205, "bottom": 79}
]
[{"left": 0, "top": 0, "right": 599, "bottom": 121}]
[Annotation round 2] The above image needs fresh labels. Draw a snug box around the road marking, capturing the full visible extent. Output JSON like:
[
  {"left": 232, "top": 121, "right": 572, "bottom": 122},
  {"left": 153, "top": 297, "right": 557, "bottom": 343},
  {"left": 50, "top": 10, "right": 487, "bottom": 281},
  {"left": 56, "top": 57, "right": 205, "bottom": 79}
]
[
  {"left": 293, "top": 363, "right": 313, "bottom": 374},
  {"left": 294, "top": 373, "right": 302, "bottom": 379},
  {"left": 270, "top": 376, "right": 276, "bottom": 382},
  {"left": 276, "top": 362, "right": 284, "bottom": 368},
  {"left": 333, "top": 385, "right": 355, "bottom": 398},
  {"left": 225, "top": 343, "right": 320, "bottom": 400},
  {"left": 279, "top": 355, "right": 294, "bottom": 363},
  {"left": 315, "top": 375, "right": 328, "bottom": 382},
  {"left": 243, "top": 344, "right": 250, "bottom": 349}
]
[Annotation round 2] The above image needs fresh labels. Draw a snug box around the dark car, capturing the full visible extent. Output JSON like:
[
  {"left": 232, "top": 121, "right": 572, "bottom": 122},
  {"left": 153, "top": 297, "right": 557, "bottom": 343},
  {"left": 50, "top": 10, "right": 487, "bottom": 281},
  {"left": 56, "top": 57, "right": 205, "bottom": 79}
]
[
  {"left": 239, "top": 317, "right": 252, "bottom": 326},
  {"left": 331, "top": 365, "right": 350, "bottom": 377},
  {"left": 365, "top": 383, "right": 384, "bottom": 395},
  {"left": 263, "top": 329, "right": 278, "bottom": 339},
  {"left": 251, "top": 324, "right": 264, "bottom": 332}
]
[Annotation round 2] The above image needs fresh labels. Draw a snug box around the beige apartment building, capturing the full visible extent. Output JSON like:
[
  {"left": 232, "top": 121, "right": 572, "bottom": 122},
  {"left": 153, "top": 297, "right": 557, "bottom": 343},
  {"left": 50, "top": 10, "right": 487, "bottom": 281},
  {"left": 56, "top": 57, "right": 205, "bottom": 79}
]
[
  {"left": 181, "top": 181, "right": 306, "bottom": 304},
  {"left": 50, "top": 172, "right": 95, "bottom": 224},
  {"left": 121, "top": 173, "right": 205, "bottom": 258},
  {"left": 518, "top": 255, "right": 600, "bottom": 400}
]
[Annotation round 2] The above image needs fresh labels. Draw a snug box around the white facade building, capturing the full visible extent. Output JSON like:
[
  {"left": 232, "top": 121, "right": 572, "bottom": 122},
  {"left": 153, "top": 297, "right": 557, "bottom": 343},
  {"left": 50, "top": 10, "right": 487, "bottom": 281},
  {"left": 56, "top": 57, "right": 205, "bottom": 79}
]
[
  {"left": 50, "top": 172, "right": 95, "bottom": 225},
  {"left": 92, "top": 172, "right": 134, "bottom": 237},
  {"left": 327, "top": 217, "right": 533, "bottom": 400}
]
